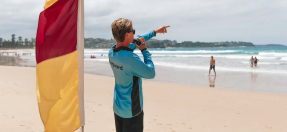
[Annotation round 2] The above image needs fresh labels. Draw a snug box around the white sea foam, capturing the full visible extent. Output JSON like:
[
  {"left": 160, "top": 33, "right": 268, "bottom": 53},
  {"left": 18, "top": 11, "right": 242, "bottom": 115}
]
[
  {"left": 259, "top": 52, "right": 287, "bottom": 57},
  {"left": 225, "top": 55, "right": 278, "bottom": 60},
  {"left": 84, "top": 49, "right": 109, "bottom": 54},
  {"left": 84, "top": 58, "right": 109, "bottom": 62},
  {"left": 241, "top": 61, "right": 281, "bottom": 65},
  {"left": 151, "top": 54, "right": 278, "bottom": 60},
  {"left": 134, "top": 50, "right": 239, "bottom": 54},
  {"left": 84, "top": 54, "right": 107, "bottom": 57},
  {"left": 152, "top": 54, "right": 214, "bottom": 57},
  {"left": 154, "top": 62, "right": 287, "bottom": 74}
]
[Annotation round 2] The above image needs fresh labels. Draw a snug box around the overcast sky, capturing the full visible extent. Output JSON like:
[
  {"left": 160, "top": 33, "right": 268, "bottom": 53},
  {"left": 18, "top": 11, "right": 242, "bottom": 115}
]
[{"left": 0, "top": 0, "right": 286, "bottom": 45}]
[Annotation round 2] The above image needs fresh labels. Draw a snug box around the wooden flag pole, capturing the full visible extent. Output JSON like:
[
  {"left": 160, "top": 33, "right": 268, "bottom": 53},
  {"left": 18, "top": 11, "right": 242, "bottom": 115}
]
[
  {"left": 81, "top": 126, "right": 85, "bottom": 132},
  {"left": 77, "top": 0, "right": 85, "bottom": 131}
]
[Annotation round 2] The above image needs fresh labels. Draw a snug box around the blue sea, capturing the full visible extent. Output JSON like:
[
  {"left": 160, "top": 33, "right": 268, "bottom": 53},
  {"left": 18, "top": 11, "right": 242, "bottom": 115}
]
[{"left": 1, "top": 45, "right": 287, "bottom": 94}]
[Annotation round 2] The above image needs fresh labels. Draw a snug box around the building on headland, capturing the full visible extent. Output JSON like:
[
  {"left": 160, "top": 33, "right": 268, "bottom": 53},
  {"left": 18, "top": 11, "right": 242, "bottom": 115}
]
[
  {"left": 0, "top": 38, "right": 2, "bottom": 48},
  {"left": 12, "top": 34, "right": 16, "bottom": 47}
]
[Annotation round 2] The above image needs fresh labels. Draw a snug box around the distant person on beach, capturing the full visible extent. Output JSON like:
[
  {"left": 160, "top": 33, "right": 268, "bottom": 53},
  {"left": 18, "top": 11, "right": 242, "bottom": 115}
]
[
  {"left": 108, "top": 18, "right": 170, "bottom": 132},
  {"left": 250, "top": 56, "right": 254, "bottom": 67},
  {"left": 254, "top": 57, "right": 259, "bottom": 67},
  {"left": 209, "top": 56, "right": 216, "bottom": 76}
]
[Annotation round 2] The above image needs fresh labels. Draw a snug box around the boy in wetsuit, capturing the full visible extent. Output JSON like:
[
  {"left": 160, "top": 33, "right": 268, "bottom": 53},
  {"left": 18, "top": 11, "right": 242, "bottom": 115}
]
[{"left": 209, "top": 56, "right": 216, "bottom": 76}]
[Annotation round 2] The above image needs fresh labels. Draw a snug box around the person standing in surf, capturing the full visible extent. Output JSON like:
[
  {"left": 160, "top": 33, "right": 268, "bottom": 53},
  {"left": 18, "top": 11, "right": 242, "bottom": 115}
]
[
  {"left": 209, "top": 56, "right": 216, "bottom": 76},
  {"left": 250, "top": 56, "right": 254, "bottom": 67},
  {"left": 254, "top": 57, "right": 259, "bottom": 67}
]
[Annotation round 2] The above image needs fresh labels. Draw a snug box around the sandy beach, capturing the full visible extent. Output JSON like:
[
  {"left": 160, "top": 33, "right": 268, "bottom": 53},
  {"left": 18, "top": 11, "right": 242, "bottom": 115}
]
[{"left": 1, "top": 65, "right": 287, "bottom": 132}]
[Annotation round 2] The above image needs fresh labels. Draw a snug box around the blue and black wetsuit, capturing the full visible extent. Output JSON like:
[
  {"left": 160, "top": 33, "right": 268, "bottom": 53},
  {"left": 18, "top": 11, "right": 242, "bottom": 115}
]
[{"left": 108, "top": 30, "right": 156, "bottom": 118}]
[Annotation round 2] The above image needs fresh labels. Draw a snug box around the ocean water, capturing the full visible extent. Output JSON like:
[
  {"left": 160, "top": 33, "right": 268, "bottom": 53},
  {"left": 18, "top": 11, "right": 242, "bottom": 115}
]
[
  {"left": 84, "top": 46, "right": 287, "bottom": 74},
  {"left": 1, "top": 46, "right": 287, "bottom": 94}
]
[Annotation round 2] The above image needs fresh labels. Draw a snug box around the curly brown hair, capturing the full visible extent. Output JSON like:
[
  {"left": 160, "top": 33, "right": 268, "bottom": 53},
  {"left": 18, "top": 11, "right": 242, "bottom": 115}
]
[{"left": 111, "top": 18, "right": 132, "bottom": 42}]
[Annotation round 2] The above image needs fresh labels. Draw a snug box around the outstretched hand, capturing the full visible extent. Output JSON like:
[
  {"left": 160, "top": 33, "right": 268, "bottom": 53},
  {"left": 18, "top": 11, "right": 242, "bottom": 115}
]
[{"left": 154, "top": 25, "right": 170, "bottom": 34}]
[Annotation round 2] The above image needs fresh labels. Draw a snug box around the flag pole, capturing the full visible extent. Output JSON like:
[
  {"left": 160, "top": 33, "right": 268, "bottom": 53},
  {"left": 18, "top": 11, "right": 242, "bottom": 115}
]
[
  {"left": 77, "top": 0, "right": 85, "bottom": 131},
  {"left": 81, "top": 126, "right": 85, "bottom": 132}
]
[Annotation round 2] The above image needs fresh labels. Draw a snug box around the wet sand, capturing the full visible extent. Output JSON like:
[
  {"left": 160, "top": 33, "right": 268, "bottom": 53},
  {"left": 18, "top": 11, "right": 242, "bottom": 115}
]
[{"left": 84, "top": 60, "right": 287, "bottom": 94}]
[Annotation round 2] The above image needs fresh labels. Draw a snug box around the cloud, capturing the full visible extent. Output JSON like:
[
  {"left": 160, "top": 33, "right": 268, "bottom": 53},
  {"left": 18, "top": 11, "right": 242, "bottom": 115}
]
[{"left": 0, "top": 0, "right": 286, "bottom": 44}]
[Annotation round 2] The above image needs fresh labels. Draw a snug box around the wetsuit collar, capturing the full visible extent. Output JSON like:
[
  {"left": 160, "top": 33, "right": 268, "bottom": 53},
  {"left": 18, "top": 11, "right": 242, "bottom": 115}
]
[{"left": 113, "top": 45, "right": 133, "bottom": 52}]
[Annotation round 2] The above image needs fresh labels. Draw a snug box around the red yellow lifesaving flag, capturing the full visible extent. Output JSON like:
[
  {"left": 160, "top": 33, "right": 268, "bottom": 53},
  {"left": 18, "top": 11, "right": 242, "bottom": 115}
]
[{"left": 36, "top": 0, "right": 85, "bottom": 131}]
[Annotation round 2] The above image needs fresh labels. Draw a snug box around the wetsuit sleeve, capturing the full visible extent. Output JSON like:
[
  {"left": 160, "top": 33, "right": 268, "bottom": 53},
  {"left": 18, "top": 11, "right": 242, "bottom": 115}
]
[
  {"left": 137, "top": 30, "right": 156, "bottom": 42},
  {"left": 128, "top": 50, "right": 155, "bottom": 79},
  {"left": 129, "top": 30, "right": 156, "bottom": 50}
]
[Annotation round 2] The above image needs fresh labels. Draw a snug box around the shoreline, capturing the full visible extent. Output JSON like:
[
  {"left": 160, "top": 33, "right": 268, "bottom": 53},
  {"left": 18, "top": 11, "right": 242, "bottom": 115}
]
[
  {"left": 1, "top": 56, "right": 287, "bottom": 95},
  {"left": 1, "top": 64, "right": 286, "bottom": 95},
  {"left": 2, "top": 63, "right": 287, "bottom": 95},
  {"left": 1, "top": 48, "right": 287, "bottom": 95}
]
